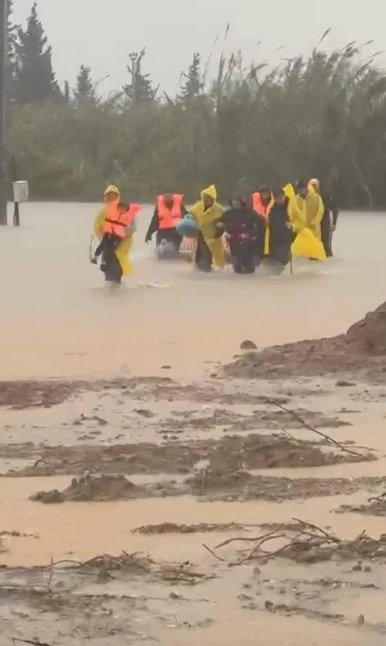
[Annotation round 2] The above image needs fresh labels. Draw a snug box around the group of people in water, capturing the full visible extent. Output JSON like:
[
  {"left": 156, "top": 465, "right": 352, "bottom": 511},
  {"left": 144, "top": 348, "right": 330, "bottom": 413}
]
[{"left": 92, "top": 180, "right": 339, "bottom": 284}]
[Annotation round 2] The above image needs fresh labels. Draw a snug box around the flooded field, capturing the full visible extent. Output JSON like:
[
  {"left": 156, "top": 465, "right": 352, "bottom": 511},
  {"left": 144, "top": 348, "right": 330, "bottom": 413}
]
[
  {"left": 1, "top": 203, "right": 386, "bottom": 379},
  {"left": 1, "top": 203, "right": 386, "bottom": 645}
]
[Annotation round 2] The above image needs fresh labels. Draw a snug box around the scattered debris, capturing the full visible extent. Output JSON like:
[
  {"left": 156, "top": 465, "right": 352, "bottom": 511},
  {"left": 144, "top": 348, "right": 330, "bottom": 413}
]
[
  {"left": 132, "top": 522, "right": 253, "bottom": 535},
  {"left": 263, "top": 599, "right": 345, "bottom": 623},
  {"left": 73, "top": 414, "right": 107, "bottom": 426},
  {"left": 3, "top": 341, "right": 386, "bottom": 642},
  {"left": 266, "top": 400, "right": 360, "bottom": 456},
  {"left": 337, "top": 492, "right": 386, "bottom": 517},
  {"left": 336, "top": 380, "right": 356, "bottom": 387},
  {"left": 133, "top": 408, "right": 155, "bottom": 418},
  {"left": 205, "top": 519, "right": 386, "bottom": 565}
]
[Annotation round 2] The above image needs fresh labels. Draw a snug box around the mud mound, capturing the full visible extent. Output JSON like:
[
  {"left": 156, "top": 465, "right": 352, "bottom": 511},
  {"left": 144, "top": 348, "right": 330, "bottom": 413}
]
[
  {"left": 0, "top": 380, "right": 81, "bottom": 409},
  {"left": 9, "top": 432, "right": 371, "bottom": 480},
  {"left": 80, "top": 551, "right": 154, "bottom": 574},
  {"left": 207, "top": 434, "right": 369, "bottom": 471},
  {"left": 30, "top": 471, "right": 386, "bottom": 504},
  {"left": 346, "top": 301, "right": 386, "bottom": 354},
  {"left": 30, "top": 474, "right": 151, "bottom": 503},
  {"left": 187, "top": 472, "right": 386, "bottom": 502},
  {"left": 225, "top": 300, "right": 386, "bottom": 380},
  {"left": 79, "top": 552, "right": 213, "bottom": 584},
  {"left": 132, "top": 522, "right": 251, "bottom": 535},
  {"left": 337, "top": 493, "right": 386, "bottom": 517},
  {"left": 188, "top": 469, "right": 254, "bottom": 495}
]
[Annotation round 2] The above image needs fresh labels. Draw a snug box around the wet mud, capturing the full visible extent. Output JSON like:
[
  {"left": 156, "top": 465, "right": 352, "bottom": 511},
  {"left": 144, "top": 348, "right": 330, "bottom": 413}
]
[
  {"left": 3, "top": 299, "right": 386, "bottom": 643},
  {"left": 225, "top": 299, "right": 386, "bottom": 381},
  {"left": 3, "top": 430, "right": 371, "bottom": 480},
  {"left": 29, "top": 471, "right": 386, "bottom": 505},
  {"left": 2, "top": 522, "right": 386, "bottom": 644},
  {"left": 337, "top": 492, "right": 386, "bottom": 517}
]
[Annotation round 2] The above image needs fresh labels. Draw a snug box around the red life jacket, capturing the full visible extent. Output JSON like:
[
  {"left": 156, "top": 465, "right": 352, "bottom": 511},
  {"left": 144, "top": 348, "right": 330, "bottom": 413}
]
[
  {"left": 252, "top": 192, "right": 273, "bottom": 219},
  {"left": 157, "top": 194, "right": 183, "bottom": 230},
  {"left": 103, "top": 201, "right": 141, "bottom": 239}
]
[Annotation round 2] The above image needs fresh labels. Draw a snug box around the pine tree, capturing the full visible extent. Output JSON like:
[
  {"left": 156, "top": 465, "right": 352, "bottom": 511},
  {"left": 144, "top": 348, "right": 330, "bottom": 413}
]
[
  {"left": 178, "top": 53, "right": 203, "bottom": 103},
  {"left": 73, "top": 65, "right": 96, "bottom": 107},
  {"left": 122, "top": 48, "right": 157, "bottom": 106},
  {"left": 6, "top": 0, "right": 18, "bottom": 102},
  {"left": 15, "top": 2, "right": 60, "bottom": 105}
]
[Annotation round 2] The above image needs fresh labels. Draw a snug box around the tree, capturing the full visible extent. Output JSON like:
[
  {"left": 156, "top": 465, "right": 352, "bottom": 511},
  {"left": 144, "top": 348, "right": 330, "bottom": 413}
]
[
  {"left": 6, "top": 0, "right": 18, "bottom": 102},
  {"left": 9, "top": 41, "right": 386, "bottom": 207},
  {"left": 73, "top": 65, "right": 96, "bottom": 107},
  {"left": 122, "top": 48, "right": 157, "bottom": 106},
  {"left": 63, "top": 80, "right": 70, "bottom": 106},
  {"left": 15, "top": 2, "right": 60, "bottom": 105},
  {"left": 178, "top": 53, "right": 203, "bottom": 103}
]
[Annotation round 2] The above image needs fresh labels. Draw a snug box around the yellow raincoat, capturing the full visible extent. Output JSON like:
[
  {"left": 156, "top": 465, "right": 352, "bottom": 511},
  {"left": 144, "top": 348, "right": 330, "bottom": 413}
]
[
  {"left": 287, "top": 186, "right": 326, "bottom": 260},
  {"left": 287, "top": 193, "right": 306, "bottom": 233},
  {"left": 304, "top": 189, "right": 324, "bottom": 241},
  {"left": 93, "top": 185, "right": 134, "bottom": 277},
  {"left": 190, "top": 185, "right": 226, "bottom": 268}
]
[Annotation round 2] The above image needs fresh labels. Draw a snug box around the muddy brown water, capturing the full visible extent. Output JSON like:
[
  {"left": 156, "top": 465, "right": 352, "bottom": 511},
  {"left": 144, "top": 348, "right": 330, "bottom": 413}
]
[
  {"left": 1, "top": 204, "right": 386, "bottom": 379},
  {"left": 1, "top": 204, "right": 386, "bottom": 644}
]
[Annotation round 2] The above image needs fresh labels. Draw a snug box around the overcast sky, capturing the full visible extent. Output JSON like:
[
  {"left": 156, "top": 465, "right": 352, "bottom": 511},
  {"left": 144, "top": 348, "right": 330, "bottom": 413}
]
[{"left": 13, "top": 0, "right": 386, "bottom": 95}]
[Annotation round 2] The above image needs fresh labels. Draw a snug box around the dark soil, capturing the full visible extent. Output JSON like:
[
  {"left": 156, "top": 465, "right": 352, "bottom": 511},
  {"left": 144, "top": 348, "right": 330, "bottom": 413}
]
[
  {"left": 30, "top": 474, "right": 179, "bottom": 504},
  {"left": 225, "top": 300, "right": 386, "bottom": 381}
]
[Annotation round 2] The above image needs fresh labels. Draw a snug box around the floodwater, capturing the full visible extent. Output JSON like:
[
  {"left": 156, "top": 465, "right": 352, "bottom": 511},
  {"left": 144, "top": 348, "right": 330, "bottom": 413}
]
[
  {"left": 0, "top": 202, "right": 386, "bottom": 379},
  {"left": 1, "top": 204, "right": 386, "bottom": 645}
]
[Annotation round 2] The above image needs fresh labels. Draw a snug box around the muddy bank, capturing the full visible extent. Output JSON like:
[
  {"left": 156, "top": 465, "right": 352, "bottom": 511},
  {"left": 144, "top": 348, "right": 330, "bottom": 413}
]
[
  {"left": 225, "top": 300, "right": 386, "bottom": 380},
  {"left": 30, "top": 471, "right": 386, "bottom": 505}
]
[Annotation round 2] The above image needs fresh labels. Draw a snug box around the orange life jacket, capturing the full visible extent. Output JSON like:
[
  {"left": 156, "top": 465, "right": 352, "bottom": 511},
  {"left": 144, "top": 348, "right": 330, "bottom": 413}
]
[
  {"left": 252, "top": 192, "right": 273, "bottom": 219},
  {"left": 157, "top": 194, "right": 184, "bottom": 230},
  {"left": 103, "top": 201, "right": 142, "bottom": 239}
]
